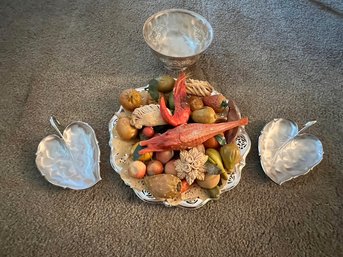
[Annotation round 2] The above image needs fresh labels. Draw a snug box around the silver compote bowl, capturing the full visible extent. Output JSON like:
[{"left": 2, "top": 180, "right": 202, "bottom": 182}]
[{"left": 143, "top": 9, "right": 213, "bottom": 70}]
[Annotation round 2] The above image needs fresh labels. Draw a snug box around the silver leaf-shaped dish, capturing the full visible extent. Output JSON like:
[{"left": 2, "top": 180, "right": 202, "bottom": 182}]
[
  {"left": 258, "top": 118, "right": 323, "bottom": 185},
  {"left": 36, "top": 117, "right": 101, "bottom": 190},
  {"left": 109, "top": 85, "right": 251, "bottom": 209}
]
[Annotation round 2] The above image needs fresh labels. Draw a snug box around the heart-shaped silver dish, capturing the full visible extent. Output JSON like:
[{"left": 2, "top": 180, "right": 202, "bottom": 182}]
[
  {"left": 258, "top": 118, "right": 323, "bottom": 185},
  {"left": 36, "top": 117, "right": 101, "bottom": 190}
]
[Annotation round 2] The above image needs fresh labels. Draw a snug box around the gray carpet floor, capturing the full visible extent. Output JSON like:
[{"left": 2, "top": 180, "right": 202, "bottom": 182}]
[{"left": 1, "top": 0, "right": 342, "bottom": 256}]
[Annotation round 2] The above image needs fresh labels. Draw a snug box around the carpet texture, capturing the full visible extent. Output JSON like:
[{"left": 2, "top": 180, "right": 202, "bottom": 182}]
[{"left": 0, "top": 0, "right": 342, "bottom": 256}]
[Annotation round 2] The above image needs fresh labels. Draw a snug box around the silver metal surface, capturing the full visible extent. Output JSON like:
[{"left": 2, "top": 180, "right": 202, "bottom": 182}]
[
  {"left": 258, "top": 118, "right": 323, "bottom": 185},
  {"left": 36, "top": 116, "right": 101, "bottom": 190},
  {"left": 143, "top": 9, "right": 213, "bottom": 70}
]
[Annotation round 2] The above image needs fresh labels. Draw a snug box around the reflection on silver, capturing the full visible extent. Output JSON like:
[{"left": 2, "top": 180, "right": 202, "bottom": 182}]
[
  {"left": 143, "top": 9, "right": 213, "bottom": 70},
  {"left": 258, "top": 119, "right": 323, "bottom": 185},
  {"left": 35, "top": 116, "right": 101, "bottom": 190}
]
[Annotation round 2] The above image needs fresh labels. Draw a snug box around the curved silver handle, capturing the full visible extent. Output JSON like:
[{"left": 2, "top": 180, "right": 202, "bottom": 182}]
[{"left": 49, "top": 116, "right": 64, "bottom": 138}]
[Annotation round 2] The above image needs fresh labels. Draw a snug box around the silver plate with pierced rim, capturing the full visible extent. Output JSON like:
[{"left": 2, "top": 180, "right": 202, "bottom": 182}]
[{"left": 108, "top": 85, "right": 251, "bottom": 209}]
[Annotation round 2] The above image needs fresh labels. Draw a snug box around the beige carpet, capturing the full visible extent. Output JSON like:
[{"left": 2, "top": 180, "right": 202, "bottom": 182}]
[{"left": 1, "top": 0, "right": 342, "bottom": 256}]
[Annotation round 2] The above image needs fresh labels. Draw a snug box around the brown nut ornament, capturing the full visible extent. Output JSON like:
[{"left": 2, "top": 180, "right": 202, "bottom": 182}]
[
  {"left": 116, "top": 117, "right": 138, "bottom": 140},
  {"left": 119, "top": 89, "right": 142, "bottom": 112}
]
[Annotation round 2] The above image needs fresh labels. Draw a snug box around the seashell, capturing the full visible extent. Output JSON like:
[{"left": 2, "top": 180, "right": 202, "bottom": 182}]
[
  {"left": 258, "top": 118, "right": 323, "bottom": 185},
  {"left": 186, "top": 79, "right": 213, "bottom": 96},
  {"left": 130, "top": 104, "right": 168, "bottom": 129},
  {"left": 36, "top": 116, "right": 101, "bottom": 189}
]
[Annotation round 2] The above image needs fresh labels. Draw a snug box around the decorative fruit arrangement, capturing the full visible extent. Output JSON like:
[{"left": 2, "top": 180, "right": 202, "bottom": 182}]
[{"left": 113, "top": 72, "right": 249, "bottom": 202}]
